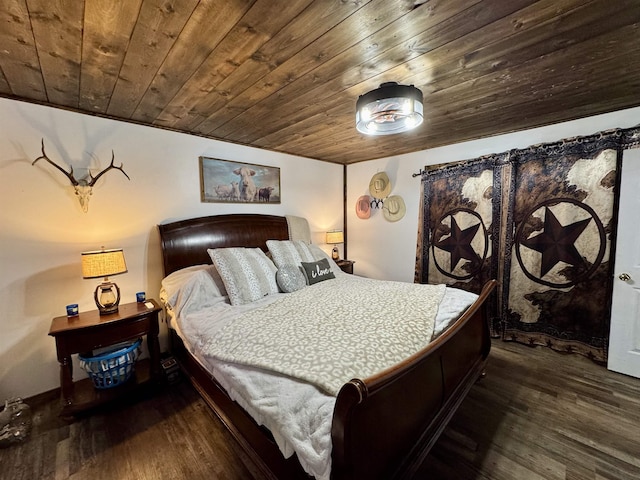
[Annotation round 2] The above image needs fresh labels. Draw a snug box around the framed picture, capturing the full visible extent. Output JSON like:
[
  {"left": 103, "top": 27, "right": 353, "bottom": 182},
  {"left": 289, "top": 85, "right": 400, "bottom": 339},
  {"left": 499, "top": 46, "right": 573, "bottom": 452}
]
[{"left": 199, "top": 157, "right": 281, "bottom": 204}]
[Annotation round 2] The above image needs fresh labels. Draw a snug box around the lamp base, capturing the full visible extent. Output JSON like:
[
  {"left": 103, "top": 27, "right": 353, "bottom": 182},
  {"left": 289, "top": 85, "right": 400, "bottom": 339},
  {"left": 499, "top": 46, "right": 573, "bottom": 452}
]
[
  {"left": 331, "top": 246, "right": 340, "bottom": 261},
  {"left": 97, "top": 303, "right": 119, "bottom": 315},
  {"left": 94, "top": 281, "right": 121, "bottom": 315}
]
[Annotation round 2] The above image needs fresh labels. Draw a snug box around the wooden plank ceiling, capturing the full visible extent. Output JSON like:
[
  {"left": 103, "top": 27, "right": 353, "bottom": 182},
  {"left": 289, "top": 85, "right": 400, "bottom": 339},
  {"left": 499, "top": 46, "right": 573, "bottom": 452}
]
[{"left": 1, "top": 0, "right": 639, "bottom": 164}]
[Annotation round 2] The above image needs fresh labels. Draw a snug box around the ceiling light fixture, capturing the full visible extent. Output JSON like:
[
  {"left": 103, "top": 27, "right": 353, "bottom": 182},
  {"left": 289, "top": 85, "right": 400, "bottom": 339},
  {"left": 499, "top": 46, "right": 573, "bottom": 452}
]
[{"left": 356, "top": 82, "right": 424, "bottom": 135}]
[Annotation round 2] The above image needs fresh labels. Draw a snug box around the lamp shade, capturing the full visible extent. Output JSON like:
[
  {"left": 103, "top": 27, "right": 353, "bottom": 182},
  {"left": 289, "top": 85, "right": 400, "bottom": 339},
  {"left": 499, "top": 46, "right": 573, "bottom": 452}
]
[
  {"left": 81, "top": 248, "right": 127, "bottom": 279},
  {"left": 326, "top": 231, "right": 344, "bottom": 245},
  {"left": 356, "top": 82, "right": 423, "bottom": 135}
]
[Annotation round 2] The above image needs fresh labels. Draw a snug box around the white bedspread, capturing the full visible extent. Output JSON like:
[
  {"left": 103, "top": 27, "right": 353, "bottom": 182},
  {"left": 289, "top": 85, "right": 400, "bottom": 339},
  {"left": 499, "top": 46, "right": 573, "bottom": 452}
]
[
  {"left": 202, "top": 276, "right": 446, "bottom": 395},
  {"left": 163, "top": 274, "right": 478, "bottom": 480}
]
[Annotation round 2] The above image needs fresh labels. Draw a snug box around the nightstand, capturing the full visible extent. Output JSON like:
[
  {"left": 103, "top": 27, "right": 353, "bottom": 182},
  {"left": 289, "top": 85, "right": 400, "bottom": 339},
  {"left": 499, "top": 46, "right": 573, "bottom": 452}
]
[
  {"left": 336, "top": 259, "right": 355, "bottom": 274},
  {"left": 48, "top": 300, "right": 162, "bottom": 417}
]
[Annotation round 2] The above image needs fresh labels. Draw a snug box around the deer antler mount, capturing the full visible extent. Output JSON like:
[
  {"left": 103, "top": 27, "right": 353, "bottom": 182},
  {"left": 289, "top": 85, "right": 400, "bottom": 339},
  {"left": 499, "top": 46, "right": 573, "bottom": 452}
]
[{"left": 32, "top": 139, "right": 130, "bottom": 212}]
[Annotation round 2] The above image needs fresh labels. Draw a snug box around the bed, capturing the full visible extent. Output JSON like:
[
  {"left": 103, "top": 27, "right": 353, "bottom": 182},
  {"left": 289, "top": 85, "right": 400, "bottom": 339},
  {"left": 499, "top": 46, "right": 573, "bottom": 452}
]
[{"left": 158, "top": 213, "right": 496, "bottom": 480}]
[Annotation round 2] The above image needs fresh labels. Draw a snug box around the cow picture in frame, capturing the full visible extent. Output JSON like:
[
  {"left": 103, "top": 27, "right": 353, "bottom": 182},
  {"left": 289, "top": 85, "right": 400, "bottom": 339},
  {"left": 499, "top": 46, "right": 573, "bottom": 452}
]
[{"left": 199, "top": 157, "right": 281, "bottom": 204}]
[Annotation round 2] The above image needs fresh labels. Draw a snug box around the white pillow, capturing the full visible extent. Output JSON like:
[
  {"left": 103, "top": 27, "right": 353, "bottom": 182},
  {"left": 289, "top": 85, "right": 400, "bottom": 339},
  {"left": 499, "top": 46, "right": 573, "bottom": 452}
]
[
  {"left": 208, "top": 248, "right": 279, "bottom": 306},
  {"left": 160, "top": 265, "right": 228, "bottom": 319},
  {"left": 161, "top": 264, "right": 226, "bottom": 307}
]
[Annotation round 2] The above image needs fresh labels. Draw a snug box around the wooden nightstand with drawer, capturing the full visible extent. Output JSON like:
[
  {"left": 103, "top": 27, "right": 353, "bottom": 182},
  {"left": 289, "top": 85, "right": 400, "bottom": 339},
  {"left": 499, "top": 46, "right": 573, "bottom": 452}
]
[
  {"left": 48, "top": 300, "right": 162, "bottom": 417},
  {"left": 336, "top": 259, "right": 355, "bottom": 274}
]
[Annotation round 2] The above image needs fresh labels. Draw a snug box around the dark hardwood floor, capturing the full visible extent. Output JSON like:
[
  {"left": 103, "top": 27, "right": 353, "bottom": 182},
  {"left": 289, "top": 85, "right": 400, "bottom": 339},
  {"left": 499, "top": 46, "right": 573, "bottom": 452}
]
[{"left": 2, "top": 340, "right": 640, "bottom": 480}]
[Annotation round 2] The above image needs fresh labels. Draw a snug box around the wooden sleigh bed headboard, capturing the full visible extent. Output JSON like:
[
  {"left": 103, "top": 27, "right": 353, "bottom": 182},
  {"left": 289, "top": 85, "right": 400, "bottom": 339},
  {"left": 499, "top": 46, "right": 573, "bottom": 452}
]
[
  {"left": 158, "top": 213, "right": 496, "bottom": 480},
  {"left": 159, "top": 214, "right": 289, "bottom": 275}
]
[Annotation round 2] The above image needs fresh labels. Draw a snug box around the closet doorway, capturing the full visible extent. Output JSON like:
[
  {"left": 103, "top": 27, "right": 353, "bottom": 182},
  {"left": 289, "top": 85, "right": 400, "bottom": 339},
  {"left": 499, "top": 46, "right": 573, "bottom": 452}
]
[{"left": 608, "top": 148, "right": 640, "bottom": 378}]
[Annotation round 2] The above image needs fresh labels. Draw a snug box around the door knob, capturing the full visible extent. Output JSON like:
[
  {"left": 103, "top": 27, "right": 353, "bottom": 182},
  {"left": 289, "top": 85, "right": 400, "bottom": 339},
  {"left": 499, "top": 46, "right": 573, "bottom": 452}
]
[{"left": 619, "top": 273, "right": 632, "bottom": 282}]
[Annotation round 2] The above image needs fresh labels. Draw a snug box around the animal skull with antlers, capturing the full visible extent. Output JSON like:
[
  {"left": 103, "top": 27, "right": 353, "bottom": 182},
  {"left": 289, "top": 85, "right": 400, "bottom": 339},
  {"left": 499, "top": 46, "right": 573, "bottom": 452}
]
[{"left": 32, "top": 139, "right": 130, "bottom": 213}]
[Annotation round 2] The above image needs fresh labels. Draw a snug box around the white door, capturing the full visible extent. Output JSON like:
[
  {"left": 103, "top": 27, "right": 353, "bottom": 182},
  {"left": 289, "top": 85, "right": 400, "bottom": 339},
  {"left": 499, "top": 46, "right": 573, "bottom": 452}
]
[{"left": 608, "top": 148, "right": 640, "bottom": 378}]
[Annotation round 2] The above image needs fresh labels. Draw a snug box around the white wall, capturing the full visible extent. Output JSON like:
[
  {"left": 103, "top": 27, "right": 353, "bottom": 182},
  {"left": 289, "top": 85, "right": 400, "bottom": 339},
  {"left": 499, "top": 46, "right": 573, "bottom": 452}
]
[
  {"left": 346, "top": 107, "right": 640, "bottom": 281},
  {"left": 3, "top": 97, "right": 638, "bottom": 401},
  {"left": 0, "top": 98, "right": 343, "bottom": 400}
]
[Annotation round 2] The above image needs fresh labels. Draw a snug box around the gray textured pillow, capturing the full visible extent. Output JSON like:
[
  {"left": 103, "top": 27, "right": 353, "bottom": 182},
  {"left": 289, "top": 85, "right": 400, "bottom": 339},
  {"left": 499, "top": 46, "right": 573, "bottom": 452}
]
[
  {"left": 208, "top": 247, "right": 278, "bottom": 306},
  {"left": 276, "top": 264, "right": 306, "bottom": 293},
  {"left": 300, "top": 258, "right": 336, "bottom": 285},
  {"left": 307, "top": 244, "right": 342, "bottom": 276},
  {"left": 266, "top": 240, "right": 316, "bottom": 270}
]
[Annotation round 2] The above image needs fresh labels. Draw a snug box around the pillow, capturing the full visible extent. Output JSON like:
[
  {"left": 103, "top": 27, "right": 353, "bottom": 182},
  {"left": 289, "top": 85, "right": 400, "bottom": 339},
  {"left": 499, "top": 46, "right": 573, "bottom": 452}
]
[
  {"left": 161, "top": 264, "right": 226, "bottom": 308},
  {"left": 208, "top": 247, "right": 279, "bottom": 306},
  {"left": 160, "top": 265, "right": 229, "bottom": 319},
  {"left": 285, "top": 215, "right": 311, "bottom": 243},
  {"left": 276, "top": 265, "right": 307, "bottom": 293},
  {"left": 300, "top": 258, "right": 336, "bottom": 285},
  {"left": 307, "top": 244, "right": 343, "bottom": 276},
  {"left": 266, "top": 240, "right": 316, "bottom": 270}
]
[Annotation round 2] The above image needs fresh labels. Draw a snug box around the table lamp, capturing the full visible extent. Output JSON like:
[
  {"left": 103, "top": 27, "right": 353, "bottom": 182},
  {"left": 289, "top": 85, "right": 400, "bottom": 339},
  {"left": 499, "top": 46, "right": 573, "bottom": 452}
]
[
  {"left": 81, "top": 247, "right": 128, "bottom": 315},
  {"left": 326, "top": 231, "right": 344, "bottom": 261}
]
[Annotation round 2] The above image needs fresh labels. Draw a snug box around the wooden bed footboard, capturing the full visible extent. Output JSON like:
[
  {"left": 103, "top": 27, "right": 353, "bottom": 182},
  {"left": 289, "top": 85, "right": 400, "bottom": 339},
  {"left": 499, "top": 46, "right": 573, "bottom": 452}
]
[{"left": 331, "top": 280, "right": 496, "bottom": 480}]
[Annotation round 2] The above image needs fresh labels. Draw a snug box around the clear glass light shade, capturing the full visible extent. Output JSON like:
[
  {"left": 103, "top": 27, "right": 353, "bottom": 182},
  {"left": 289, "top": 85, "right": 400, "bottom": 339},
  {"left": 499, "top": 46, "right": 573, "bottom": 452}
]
[
  {"left": 356, "top": 82, "right": 424, "bottom": 135},
  {"left": 98, "top": 284, "right": 117, "bottom": 306}
]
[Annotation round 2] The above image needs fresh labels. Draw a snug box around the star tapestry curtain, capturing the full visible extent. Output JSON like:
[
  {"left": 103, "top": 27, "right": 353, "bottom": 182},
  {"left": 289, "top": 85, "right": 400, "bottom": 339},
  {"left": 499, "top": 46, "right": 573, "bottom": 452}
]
[
  {"left": 415, "top": 154, "right": 504, "bottom": 336},
  {"left": 502, "top": 132, "right": 627, "bottom": 362},
  {"left": 416, "top": 127, "right": 640, "bottom": 361}
]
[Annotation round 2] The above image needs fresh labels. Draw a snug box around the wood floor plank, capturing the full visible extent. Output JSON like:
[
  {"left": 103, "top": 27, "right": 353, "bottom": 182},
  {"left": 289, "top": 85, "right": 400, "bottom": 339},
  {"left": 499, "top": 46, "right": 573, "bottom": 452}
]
[
  {"left": 2, "top": 340, "right": 640, "bottom": 479},
  {"left": 419, "top": 340, "right": 640, "bottom": 479}
]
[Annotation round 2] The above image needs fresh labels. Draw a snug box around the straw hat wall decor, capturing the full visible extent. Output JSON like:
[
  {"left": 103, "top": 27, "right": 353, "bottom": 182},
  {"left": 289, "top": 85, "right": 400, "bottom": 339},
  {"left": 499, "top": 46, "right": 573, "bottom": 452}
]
[
  {"left": 382, "top": 195, "right": 406, "bottom": 222},
  {"left": 356, "top": 195, "right": 371, "bottom": 219},
  {"left": 358, "top": 171, "right": 405, "bottom": 222},
  {"left": 369, "top": 172, "right": 391, "bottom": 199}
]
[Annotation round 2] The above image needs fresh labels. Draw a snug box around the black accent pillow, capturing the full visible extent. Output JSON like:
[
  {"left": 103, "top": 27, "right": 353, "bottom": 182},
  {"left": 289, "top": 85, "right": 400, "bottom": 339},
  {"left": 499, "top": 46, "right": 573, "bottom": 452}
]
[{"left": 300, "top": 258, "right": 336, "bottom": 285}]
